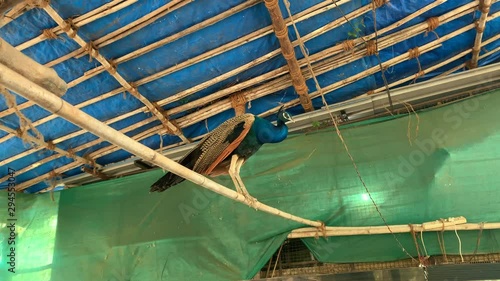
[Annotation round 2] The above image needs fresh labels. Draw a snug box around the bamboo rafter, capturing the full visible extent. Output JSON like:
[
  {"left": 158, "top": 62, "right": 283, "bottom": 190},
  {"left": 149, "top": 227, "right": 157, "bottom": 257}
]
[
  {"left": 0, "top": 0, "right": 27, "bottom": 28},
  {"left": 173, "top": 6, "right": 490, "bottom": 128},
  {"left": 0, "top": 122, "right": 100, "bottom": 184},
  {"left": 10, "top": 6, "right": 490, "bottom": 189},
  {"left": 15, "top": 0, "right": 137, "bottom": 51},
  {"left": 0, "top": 0, "right": 345, "bottom": 144},
  {"left": 264, "top": 0, "right": 314, "bottom": 112},
  {"left": 365, "top": 33, "right": 500, "bottom": 96},
  {"left": 289, "top": 217, "right": 500, "bottom": 238},
  {"left": 43, "top": 0, "right": 191, "bottom": 65},
  {"left": 41, "top": 4, "right": 190, "bottom": 142},
  {"left": 469, "top": 0, "right": 493, "bottom": 68},
  {"left": 0, "top": 1, "right": 476, "bottom": 171},
  {"left": 0, "top": 0, "right": 359, "bottom": 144}
]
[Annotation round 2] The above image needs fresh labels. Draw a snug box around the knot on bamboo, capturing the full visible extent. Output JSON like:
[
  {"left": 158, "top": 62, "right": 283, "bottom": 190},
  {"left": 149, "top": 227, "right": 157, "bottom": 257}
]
[
  {"left": 67, "top": 148, "right": 76, "bottom": 159},
  {"left": 105, "top": 59, "right": 117, "bottom": 74},
  {"left": 426, "top": 17, "right": 440, "bottom": 31},
  {"left": 85, "top": 41, "right": 99, "bottom": 61},
  {"left": 282, "top": 49, "right": 295, "bottom": 60},
  {"left": 62, "top": 18, "right": 78, "bottom": 38},
  {"left": 264, "top": 0, "right": 278, "bottom": 9},
  {"left": 42, "top": 29, "right": 58, "bottom": 39},
  {"left": 415, "top": 70, "right": 425, "bottom": 79},
  {"left": 46, "top": 140, "right": 56, "bottom": 150},
  {"left": 274, "top": 26, "right": 288, "bottom": 39},
  {"left": 27, "top": 0, "right": 50, "bottom": 8},
  {"left": 466, "top": 60, "right": 477, "bottom": 70},
  {"left": 230, "top": 92, "right": 247, "bottom": 116},
  {"left": 342, "top": 40, "right": 355, "bottom": 52},
  {"left": 48, "top": 170, "right": 59, "bottom": 179},
  {"left": 478, "top": 1, "right": 491, "bottom": 14},
  {"left": 475, "top": 20, "right": 485, "bottom": 33},
  {"left": 165, "top": 120, "right": 182, "bottom": 136},
  {"left": 367, "top": 90, "right": 375, "bottom": 95},
  {"left": 408, "top": 47, "right": 421, "bottom": 59},
  {"left": 372, "top": 0, "right": 385, "bottom": 8},
  {"left": 366, "top": 40, "right": 377, "bottom": 56}
]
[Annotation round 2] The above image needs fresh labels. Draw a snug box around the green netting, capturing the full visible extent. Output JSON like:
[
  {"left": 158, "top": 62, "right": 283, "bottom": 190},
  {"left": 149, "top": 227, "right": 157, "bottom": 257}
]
[{"left": 1, "top": 90, "right": 500, "bottom": 281}]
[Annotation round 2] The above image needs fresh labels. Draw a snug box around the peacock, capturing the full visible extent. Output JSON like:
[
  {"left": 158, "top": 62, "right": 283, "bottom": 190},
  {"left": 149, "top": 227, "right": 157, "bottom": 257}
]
[{"left": 150, "top": 106, "right": 294, "bottom": 203}]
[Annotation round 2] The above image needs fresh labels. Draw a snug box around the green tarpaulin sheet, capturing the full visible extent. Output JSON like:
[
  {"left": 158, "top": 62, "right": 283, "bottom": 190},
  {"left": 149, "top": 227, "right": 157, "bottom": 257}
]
[{"left": 1, "top": 90, "right": 500, "bottom": 281}]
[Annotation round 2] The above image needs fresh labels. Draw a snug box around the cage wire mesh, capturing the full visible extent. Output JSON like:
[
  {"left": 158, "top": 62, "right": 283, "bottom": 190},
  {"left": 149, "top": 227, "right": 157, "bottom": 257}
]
[{"left": 259, "top": 239, "right": 500, "bottom": 278}]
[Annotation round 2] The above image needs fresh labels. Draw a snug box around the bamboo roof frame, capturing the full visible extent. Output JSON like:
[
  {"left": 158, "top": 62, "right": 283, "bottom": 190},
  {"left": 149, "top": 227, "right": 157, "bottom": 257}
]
[
  {"left": 0, "top": 0, "right": 498, "bottom": 192},
  {"left": 9, "top": 8, "right": 500, "bottom": 191},
  {"left": 469, "top": 0, "right": 493, "bottom": 68},
  {"left": 41, "top": 3, "right": 190, "bottom": 143},
  {"left": 0, "top": 1, "right": 448, "bottom": 178}
]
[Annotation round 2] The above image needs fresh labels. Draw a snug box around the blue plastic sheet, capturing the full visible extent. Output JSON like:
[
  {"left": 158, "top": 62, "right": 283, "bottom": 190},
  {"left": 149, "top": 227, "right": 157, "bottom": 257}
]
[{"left": 0, "top": 0, "right": 499, "bottom": 192}]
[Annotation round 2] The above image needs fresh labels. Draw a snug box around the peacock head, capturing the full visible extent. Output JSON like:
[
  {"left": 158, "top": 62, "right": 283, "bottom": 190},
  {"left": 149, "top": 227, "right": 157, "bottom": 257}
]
[{"left": 277, "top": 106, "right": 294, "bottom": 123}]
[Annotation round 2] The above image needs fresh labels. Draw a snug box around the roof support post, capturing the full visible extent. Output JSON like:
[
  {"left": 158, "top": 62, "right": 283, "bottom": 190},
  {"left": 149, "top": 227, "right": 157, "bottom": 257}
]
[
  {"left": 264, "top": 0, "right": 314, "bottom": 112},
  {"left": 469, "top": 0, "right": 492, "bottom": 69}
]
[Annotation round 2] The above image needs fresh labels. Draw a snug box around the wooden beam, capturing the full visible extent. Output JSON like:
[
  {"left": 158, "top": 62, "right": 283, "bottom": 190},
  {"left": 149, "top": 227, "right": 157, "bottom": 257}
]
[
  {"left": 42, "top": 4, "right": 190, "bottom": 143},
  {"left": 16, "top": 0, "right": 136, "bottom": 51},
  {"left": 469, "top": 0, "right": 493, "bottom": 69},
  {"left": 0, "top": 1, "right": 473, "bottom": 166},
  {"left": 0, "top": 0, "right": 23, "bottom": 16},
  {"left": 264, "top": 0, "right": 313, "bottom": 112}
]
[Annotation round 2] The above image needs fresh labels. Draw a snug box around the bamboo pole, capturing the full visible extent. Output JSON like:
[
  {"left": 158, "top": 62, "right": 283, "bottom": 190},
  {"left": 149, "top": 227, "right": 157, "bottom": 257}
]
[
  {"left": 0, "top": 0, "right": 23, "bottom": 16},
  {"left": 0, "top": 1, "right": 475, "bottom": 165},
  {"left": 0, "top": 0, "right": 26, "bottom": 28},
  {"left": 67, "top": 0, "right": 351, "bottom": 88},
  {"left": 0, "top": 0, "right": 363, "bottom": 144},
  {"left": 42, "top": 4, "right": 189, "bottom": 142},
  {"left": 160, "top": 3, "right": 374, "bottom": 113},
  {"left": 264, "top": 0, "right": 313, "bottom": 112},
  {"left": 469, "top": 0, "right": 493, "bottom": 68},
  {"left": 0, "top": 0, "right": 359, "bottom": 121},
  {"left": 0, "top": 63, "right": 323, "bottom": 228},
  {"left": 367, "top": 32, "right": 500, "bottom": 96},
  {"left": 162, "top": 1, "right": 471, "bottom": 116},
  {"left": 288, "top": 218, "right": 500, "bottom": 238},
  {"left": 15, "top": 0, "right": 137, "bottom": 51},
  {"left": 175, "top": 9, "right": 500, "bottom": 127},
  {"left": 0, "top": 0, "right": 341, "bottom": 142}
]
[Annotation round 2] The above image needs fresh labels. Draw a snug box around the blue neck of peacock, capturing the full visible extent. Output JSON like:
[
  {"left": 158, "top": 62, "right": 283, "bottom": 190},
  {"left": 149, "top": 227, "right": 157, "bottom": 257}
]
[{"left": 255, "top": 117, "right": 289, "bottom": 144}]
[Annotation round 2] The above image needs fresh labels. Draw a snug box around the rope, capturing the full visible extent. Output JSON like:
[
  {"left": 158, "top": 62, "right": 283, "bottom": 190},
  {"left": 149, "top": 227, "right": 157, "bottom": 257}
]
[
  {"left": 62, "top": 18, "right": 78, "bottom": 38},
  {"left": 454, "top": 225, "right": 464, "bottom": 262},
  {"left": 426, "top": 17, "right": 440, "bottom": 31},
  {"left": 439, "top": 219, "right": 448, "bottom": 262},
  {"left": 270, "top": 243, "right": 284, "bottom": 278},
  {"left": 420, "top": 228, "right": 429, "bottom": 258},
  {"left": 372, "top": 0, "right": 385, "bottom": 9},
  {"left": 284, "top": 0, "right": 416, "bottom": 263},
  {"left": 85, "top": 41, "right": 99, "bottom": 62},
  {"left": 0, "top": 86, "right": 44, "bottom": 145},
  {"left": 408, "top": 48, "right": 423, "bottom": 83},
  {"left": 469, "top": 222, "right": 485, "bottom": 262},
  {"left": 42, "top": 28, "right": 58, "bottom": 39},
  {"left": 342, "top": 39, "right": 355, "bottom": 52},
  {"left": 27, "top": 0, "right": 50, "bottom": 8},
  {"left": 410, "top": 224, "right": 423, "bottom": 263},
  {"left": 366, "top": 40, "right": 377, "bottom": 56}
]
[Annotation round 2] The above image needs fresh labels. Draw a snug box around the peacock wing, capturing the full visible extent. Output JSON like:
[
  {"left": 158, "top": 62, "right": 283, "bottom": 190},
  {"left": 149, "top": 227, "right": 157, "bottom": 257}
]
[{"left": 193, "top": 114, "right": 254, "bottom": 175}]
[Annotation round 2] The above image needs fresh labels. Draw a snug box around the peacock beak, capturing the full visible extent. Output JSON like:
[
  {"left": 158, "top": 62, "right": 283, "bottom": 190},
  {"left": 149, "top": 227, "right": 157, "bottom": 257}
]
[{"left": 288, "top": 116, "right": 295, "bottom": 123}]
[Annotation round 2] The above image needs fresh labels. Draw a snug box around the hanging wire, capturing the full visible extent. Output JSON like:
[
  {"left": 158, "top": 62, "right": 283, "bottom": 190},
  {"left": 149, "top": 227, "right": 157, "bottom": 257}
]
[{"left": 282, "top": 0, "right": 418, "bottom": 264}]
